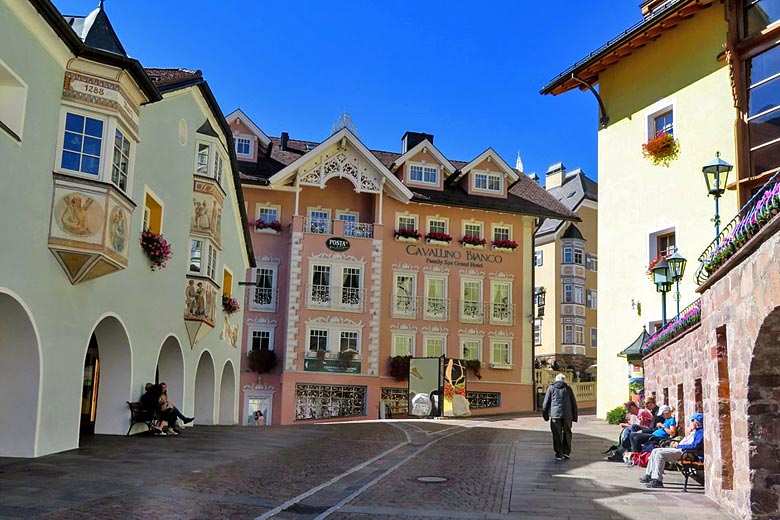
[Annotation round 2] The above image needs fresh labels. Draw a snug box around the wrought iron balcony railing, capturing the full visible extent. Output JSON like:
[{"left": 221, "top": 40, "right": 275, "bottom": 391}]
[
  {"left": 306, "top": 285, "right": 365, "bottom": 311},
  {"left": 303, "top": 217, "right": 333, "bottom": 235},
  {"left": 489, "top": 302, "right": 515, "bottom": 325},
  {"left": 391, "top": 294, "right": 421, "bottom": 318},
  {"left": 423, "top": 297, "right": 449, "bottom": 320},
  {"left": 250, "top": 287, "right": 279, "bottom": 312},
  {"left": 641, "top": 298, "right": 702, "bottom": 355},
  {"left": 343, "top": 222, "right": 374, "bottom": 239},
  {"left": 459, "top": 300, "right": 485, "bottom": 323}
]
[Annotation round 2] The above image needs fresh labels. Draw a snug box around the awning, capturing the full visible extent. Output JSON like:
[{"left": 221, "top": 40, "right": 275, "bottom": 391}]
[{"left": 618, "top": 328, "right": 650, "bottom": 361}]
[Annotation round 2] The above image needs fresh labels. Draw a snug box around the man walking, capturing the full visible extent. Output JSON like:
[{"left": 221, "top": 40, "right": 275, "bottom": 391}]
[{"left": 542, "top": 373, "right": 579, "bottom": 461}]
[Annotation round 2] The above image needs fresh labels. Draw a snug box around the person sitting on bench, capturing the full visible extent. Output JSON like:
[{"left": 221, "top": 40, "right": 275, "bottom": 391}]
[
  {"left": 140, "top": 383, "right": 178, "bottom": 435},
  {"left": 628, "top": 404, "right": 676, "bottom": 453},
  {"left": 640, "top": 413, "right": 704, "bottom": 488},
  {"left": 160, "top": 382, "right": 193, "bottom": 429}
]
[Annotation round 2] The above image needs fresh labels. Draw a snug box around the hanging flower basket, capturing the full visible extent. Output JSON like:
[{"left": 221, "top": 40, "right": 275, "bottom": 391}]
[
  {"left": 388, "top": 355, "right": 412, "bottom": 381},
  {"left": 394, "top": 228, "right": 421, "bottom": 242},
  {"left": 140, "top": 230, "right": 172, "bottom": 271},
  {"left": 646, "top": 253, "right": 666, "bottom": 279},
  {"left": 460, "top": 235, "right": 487, "bottom": 248},
  {"left": 465, "top": 359, "right": 483, "bottom": 379},
  {"left": 425, "top": 232, "right": 452, "bottom": 245},
  {"left": 492, "top": 239, "right": 518, "bottom": 251},
  {"left": 254, "top": 219, "right": 282, "bottom": 233},
  {"left": 222, "top": 295, "right": 240, "bottom": 315},
  {"left": 642, "top": 132, "right": 680, "bottom": 167},
  {"left": 247, "top": 347, "right": 278, "bottom": 374}
]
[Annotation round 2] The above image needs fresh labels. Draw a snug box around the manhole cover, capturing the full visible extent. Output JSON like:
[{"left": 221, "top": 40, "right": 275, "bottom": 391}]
[
  {"left": 415, "top": 476, "right": 448, "bottom": 483},
  {"left": 284, "top": 503, "right": 329, "bottom": 514}
]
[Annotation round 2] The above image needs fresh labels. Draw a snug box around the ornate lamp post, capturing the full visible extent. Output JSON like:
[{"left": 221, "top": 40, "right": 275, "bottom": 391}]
[
  {"left": 702, "top": 153, "right": 733, "bottom": 245},
  {"left": 665, "top": 250, "right": 687, "bottom": 318},
  {"left": 652, "top": 257, "right": 673, "bottom": 327}
]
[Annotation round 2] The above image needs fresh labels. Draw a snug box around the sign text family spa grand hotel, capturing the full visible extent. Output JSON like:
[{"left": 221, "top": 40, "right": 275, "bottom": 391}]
[{"left": 228, "top": 112, "right": 576, "bottom": 425}]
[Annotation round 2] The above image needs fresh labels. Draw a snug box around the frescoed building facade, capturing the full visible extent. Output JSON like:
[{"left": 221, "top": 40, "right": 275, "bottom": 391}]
[
  {"left": 0, "top": 0, "right": 253, "bottom": 457},
  {"left": 228, "top": 112, "right": 577, "bottom": 425},
  {"left": 533, "top": 163, "right": 598, "bottom": 375}
]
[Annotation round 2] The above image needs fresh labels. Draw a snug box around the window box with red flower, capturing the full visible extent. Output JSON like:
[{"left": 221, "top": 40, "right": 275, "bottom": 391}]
[
  {"left": 254, "top": 219, "right": 283, "bottom": 234},
  {"left": 394, "top": 228, "right": 421, "bottom": 242},
  {"left": 425, "top": 232, "right": 452, "bottom": 245},
  {"left": 459, "top": 235, "right": 487, "bottom": 249},
  {"left": 492, "top": 239, "right": 518, "bottom": 251},
  {"left": 140, "top": 230, "right": 173, "bottom": 271},
  {"left": 642, "top": 132, "right": 680, "bottom": 167}
]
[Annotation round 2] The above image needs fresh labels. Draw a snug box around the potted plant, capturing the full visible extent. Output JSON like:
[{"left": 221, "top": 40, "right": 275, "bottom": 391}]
[
  {"left": 465, "top": 359, "right": 483, "bottom": 379},
  {"left": 247, "top": 347, "right": 278, "bottom": 374},
  {"left": 254, "top": 219, "right": 283, "bottom": 234},
  {"left": 459, "top": 235, "right": 487, "bottom": 248},
  {"left": 140, "top": 230, "right": 173, "bottom": 271},
  {"left": 492, "top": 239, "right": 518, "bottom": 251},
  {"left": 642, "top": 132, "right": 680, "bottom": 167},
  {"left": 425, "top": 232, "right": 452, "bottom": 245},
  {"left": 394, "top": 228, "right": 421, "bottom": 242},
  {"left": 222, "top": 295, "right": 240, "bottom": 315},
  {"left": 338, "top": 349, "right": 357, "bottom": 370},
  {"left": 388, "top": 355, "right": 412, "bottom": 381}
]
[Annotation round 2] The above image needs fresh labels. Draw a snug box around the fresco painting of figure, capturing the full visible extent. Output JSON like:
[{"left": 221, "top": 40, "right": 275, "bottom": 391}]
[
  {"left": 109, "top": 207, "right": 127, "bottom": 253},
  {"left": 57, "top": 192, "right": 103, "bottom": 237}
]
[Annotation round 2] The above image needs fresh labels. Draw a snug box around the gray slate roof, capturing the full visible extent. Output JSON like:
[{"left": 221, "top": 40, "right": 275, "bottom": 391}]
[
  {"left": 63, "top": 5, "right": 126, "bottom": 56},
  {"left": 536, "top": 169, "right": 598, "bottom": 237}
]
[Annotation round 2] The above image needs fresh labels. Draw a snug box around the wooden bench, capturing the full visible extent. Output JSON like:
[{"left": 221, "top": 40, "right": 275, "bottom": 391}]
[
  {"left": 677, "top": 450, "right": 705, "bottom": 492},
  {"left": 126, "top": 401, "right": 157, "bottom": 435}
]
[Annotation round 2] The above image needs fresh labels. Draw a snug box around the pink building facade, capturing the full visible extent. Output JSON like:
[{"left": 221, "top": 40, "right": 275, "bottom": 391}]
[{"left": 228, "top": 110, "right": 576, "bottom": 425}]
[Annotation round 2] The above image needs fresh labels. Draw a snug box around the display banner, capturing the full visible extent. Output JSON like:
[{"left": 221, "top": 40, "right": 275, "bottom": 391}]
[{"left": 408, "top": 357, "right": 444, "bottom": 417}]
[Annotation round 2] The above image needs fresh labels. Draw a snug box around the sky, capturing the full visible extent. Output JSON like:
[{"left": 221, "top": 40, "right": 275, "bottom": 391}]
[{"left": 51, "top": 1, "right": 642, "bottom": 183}]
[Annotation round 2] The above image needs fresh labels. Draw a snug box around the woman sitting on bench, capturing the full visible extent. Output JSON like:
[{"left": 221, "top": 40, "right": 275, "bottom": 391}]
[{"left": 140, "top": 383, "right": 178, "bottom": 435}]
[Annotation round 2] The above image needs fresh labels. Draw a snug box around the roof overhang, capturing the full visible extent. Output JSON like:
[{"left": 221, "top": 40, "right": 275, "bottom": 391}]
[
  {"left": 540, "top": 0, "right": 714, "bottom": 96},
  {"left": 390, "top": 139, "right": 456, "bottom": 175},
  {"left": 268, "top": 128, "right": 414, "bottom": 203},
  {"left": 452, "top": 148, "right": 519, "bottom": 183}
]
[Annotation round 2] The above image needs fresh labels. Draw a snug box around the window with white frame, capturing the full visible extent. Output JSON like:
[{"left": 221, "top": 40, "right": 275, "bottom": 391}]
[
  {"left": 461, "top": 279, "right": 483, "bottom": 320},
  {"left": 563, "top": 284, "right": 573, "bottom": 303},
  {"left": 309, "top": 329, "right": 328, "bottom": 351},
  {"left": 491, "top": 340, "right": 511, "bottom": 365},
  {"left": 427, "top": 218, "right": 448, "bottom": 235},
  {"left": 563, "top": 324, "right": 574, "bottom": 344},
  {"left": 391, "top": 334, "right": 414, "bottom": 357},
  {"left": 189, "top": 240, "right": 203, "bottom": 273},
  {"left": 461, "top": 338, "right": 481, "bottom": 360},
  {"left": 590, "top": 327, "right": 598, "bottom": 348},
  {"left": 393, "top": 273, "right": 416, "bottom": 315},
  {"left": 207, "top": 244, "right": 217, "bottom": 280},
  {"left": 574, "top": 248, "right": 583, "bottom": 265},
  {"left": 473, "top": 172, "right": 502, "bottom": 192},
  {"left": 236, "top": 137, "right": 252, "bottom": 156},
  {"left": 341, "top": 267, "right": 361, "bottom": 306},
  {"left": 196, "top": 141, "right": 210, "bottom": 175},
  {"left": 111, "top": 128, "right": 131, "bottom": 191},
  {"left": 336, "top": 211, "right": 359, "bottom": 237},
  {"left": 533, "top": 319, "right": 542, "bottom": 345},
  {"left": 308, "top": 209, "right": 331, "bottom": 234},
  {"left": 61, "top": 112, "right": 104, "bottom": 175},
  {"left": 0, "top": 58, "right": 27, "bottom": 140},
  {"left": 214, "top": 152, "right": 224, "bottom": 185},
  {"left": 493, "top": 225, "right": 511, "bottom": 242},
  {"left": 253, "top": 266, "right": 277, "bottom": 310},
  {"left": 490, "top": 281, "right": 512, "bottom": 323},
  {"left": 652, "top": 109, "right": 673, "bottom": 137},
  {"left": 256, "top": 204, "right": 280, "bottom": 226},
  {"left": 409, "top": 164, "right": 438, "bottom": 184},
  {"left": 586, "top": 289, "right": 597, "bottom": 309},
  {"left": 248, "top": 327, "right": 274, "bottom": 352},
  {"left": 575, "top": 325, "right": 585, "bottom": 345},
  {"left": 423, "top": 336, "right": 445, "bottom": 357},
  {"left": 424, "top": 276, "right": 446, "bottom": 318},
  {"left": 534, "top": 250, "right": 543, "bottom": 266},
  {"left": 586, "top": 253, "right": 598, "bottom": 271},
  {"left": 397, "top": 215, "right": 417, "bottom": 232},
  {"left": 339, "top": 330, "right": 359, "bottom": 352},
  {"left": 311, "top": 264, "right": 332, "bottom": 304},
  {"left": 573, "top": 286, "right": 584, "bottom": 305},
  {"left": 464, "top": 222, "right": 483, "bottom": 239},
  {"left": 563, "top": 247, "right": 573, "bottom": 263}
]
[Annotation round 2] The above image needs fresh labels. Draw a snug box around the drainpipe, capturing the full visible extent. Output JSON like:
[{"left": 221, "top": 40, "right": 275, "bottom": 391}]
[{"left": 531, "top": 220, "right": 538, "bottom": 411}]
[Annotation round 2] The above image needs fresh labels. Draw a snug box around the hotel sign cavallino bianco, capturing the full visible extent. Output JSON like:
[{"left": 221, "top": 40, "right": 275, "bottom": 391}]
[{"left": 404, "top": 244, "right": 504, "bottom": 268}]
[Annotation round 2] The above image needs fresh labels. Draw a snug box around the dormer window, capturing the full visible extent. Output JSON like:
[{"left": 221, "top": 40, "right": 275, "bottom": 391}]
[
  {"left": 236, "top": 137, "right": 252, "bottom": 156},
  {"left": 474, "top": 172, "right": 502, "bottom": 192},
  {"left": 409, "top": 164, "right": 438, "bottom": 185}
]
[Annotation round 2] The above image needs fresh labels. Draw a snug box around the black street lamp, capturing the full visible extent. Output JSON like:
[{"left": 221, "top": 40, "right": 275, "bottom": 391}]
[
  {"left": 666, "top": 250, "right": 687, "bottom": 318},
  {"left": 702, "top": 153, "right": 733, "bottom": 245},
  {"left": 652, "top": 257, "right": 673, "bottom": 327},
  {"left": 535, "top": 287, "right": 546, "bottom": 318}
]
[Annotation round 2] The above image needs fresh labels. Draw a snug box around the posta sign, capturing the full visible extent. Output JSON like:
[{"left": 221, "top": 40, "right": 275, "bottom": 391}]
[{"left": 326, "top": 237, "right": 350, "bottom": 252}]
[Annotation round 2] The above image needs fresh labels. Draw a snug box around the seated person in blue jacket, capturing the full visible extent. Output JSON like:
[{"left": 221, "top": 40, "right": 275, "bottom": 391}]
[
  {"left": 628, "top": 404, "right": 676, "bottom": 453},
  {"left": 641, "top": 413, "right": 704, "bottom": 488}
]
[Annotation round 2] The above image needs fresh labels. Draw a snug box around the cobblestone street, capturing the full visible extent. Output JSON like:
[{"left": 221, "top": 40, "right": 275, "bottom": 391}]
[{"left": 0, "top": 413, "right": 731, "bottom": 519}]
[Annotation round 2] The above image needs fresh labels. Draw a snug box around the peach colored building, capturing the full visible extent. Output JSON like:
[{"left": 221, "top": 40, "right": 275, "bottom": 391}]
[{"left": 228, "top": 110, "right": 576, "bottom": 425}]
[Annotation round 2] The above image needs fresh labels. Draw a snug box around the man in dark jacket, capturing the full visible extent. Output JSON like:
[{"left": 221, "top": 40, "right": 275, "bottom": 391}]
[{"left": 542, "top": 373, "right": 579, "bottom": 460}]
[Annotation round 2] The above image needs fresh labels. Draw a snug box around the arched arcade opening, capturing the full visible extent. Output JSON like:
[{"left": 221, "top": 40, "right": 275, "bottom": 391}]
[
  {"left": 218, "top": 360, "right": 236, "bottom": 425},
  {"left": 194, "top": 350, "right": 215, "bottom": 425}
]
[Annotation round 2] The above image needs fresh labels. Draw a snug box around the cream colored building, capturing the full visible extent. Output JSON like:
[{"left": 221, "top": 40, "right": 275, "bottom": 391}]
[
  {"left": 533, "top": 163, "right": 598, "bottom": 377},
  {"left": 0, "top": 0, "right": 253, "bottom": 456},
  {"left": 542, "top": 0, "right": 739, "bottom": 416}
]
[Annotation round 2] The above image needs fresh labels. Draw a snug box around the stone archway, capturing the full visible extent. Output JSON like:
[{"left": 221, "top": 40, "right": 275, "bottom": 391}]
[
  {"left": 748, "top": 306, "right": 780, "bottom": 517},
  {"left": 0, "top": 291, "right": 41, "bottom": 457},
  {"left": 194, "top": 351, "right": 215, "bottom": 425},
  {"left": 84, "top": 315, "right": 132, "bottom": 440},
  {"left": 218, "top": 361, "right": 236, "bottom": 425},
  {"left": 157, "top": 336, "right": 185, "bottom": 412}
]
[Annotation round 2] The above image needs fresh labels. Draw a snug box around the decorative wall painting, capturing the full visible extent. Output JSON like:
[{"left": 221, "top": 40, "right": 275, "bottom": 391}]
[
  {"left": 108, "top": 206, "right": 128, "bottom": 254},
  {"left": 56, "top": 192, "right": 103, "bottom": 238},
  {"left": 184, "top": 278, "right": 218, "bottom": 326}
]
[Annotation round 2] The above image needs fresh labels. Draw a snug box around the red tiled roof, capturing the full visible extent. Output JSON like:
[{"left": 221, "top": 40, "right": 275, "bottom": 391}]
[{"left": 144, "top": 68, "right": 202, "bottom": 86}]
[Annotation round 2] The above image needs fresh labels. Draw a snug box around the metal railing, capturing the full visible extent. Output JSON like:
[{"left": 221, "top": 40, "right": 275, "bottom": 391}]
[
  {"left": 391, "top": 294, "right": 421, "bottom": 318},
  {"left": 423, "top": 297, "right": 449, "bottom": 320},
  {"left": 459, "top": 300, "right": 485, "bottom": 323},
  {"left": 344, "top": 222, "right": 374, "bottom": 239},
  {"left": 489, "top": 302, "right": 515, "bottom": 325},
  {"left": 306, "top": 285, "right": 365, "bottom": 311},
  {"left": 641, "top": 298, "right": 702, "bottom": 355},
  {"left": 250, "top": 287, "right": 279, "bottom": 312},
  {"left": 696, "top": 170, "right": 780, "bottom": 285},
  {"left": 303, "top": 217, "right": 332, "bottom": 235},
  {"left": 302, "top": 218, "right": 375, "bottom": 238}
]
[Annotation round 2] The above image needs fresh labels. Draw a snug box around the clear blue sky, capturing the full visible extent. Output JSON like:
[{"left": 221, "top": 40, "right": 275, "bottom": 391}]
[{"left": 52, "top": 1, "right": 641, "bottom": 183}]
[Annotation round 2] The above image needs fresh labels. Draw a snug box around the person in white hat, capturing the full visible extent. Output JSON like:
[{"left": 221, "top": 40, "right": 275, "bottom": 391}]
[{"left": 542, "top": 373, "right": 578, "bottom": 461}]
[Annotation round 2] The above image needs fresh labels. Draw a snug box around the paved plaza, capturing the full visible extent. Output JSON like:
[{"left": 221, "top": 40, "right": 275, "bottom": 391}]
[{"left": 0, "top": 413, "right": 731, "bottom": 519}]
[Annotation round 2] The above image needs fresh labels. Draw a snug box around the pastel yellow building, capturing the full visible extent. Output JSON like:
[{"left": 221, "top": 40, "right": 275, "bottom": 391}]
[{"left": 542, "top": 0, "right": 739, "bottom": 416}]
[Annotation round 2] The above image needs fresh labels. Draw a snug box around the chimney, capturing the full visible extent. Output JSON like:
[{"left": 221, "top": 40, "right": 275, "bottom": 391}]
[
  {"left": 545, "top": 162, "right": 566, "bottom": 190},
  {"left": 402, "top": 131, "right": 434, "bottom": 153},
  {"left": 280, "top": 132, "right": 289, "bottom": 152}
]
